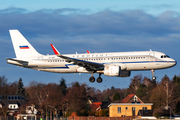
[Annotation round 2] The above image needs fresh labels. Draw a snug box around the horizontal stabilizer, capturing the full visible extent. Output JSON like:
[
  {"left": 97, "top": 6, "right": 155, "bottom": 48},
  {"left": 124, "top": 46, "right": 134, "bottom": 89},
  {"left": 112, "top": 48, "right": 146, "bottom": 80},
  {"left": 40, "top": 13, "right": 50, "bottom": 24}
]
[{"left": 5, "top": 58, "right": 28, "bottom": 63}]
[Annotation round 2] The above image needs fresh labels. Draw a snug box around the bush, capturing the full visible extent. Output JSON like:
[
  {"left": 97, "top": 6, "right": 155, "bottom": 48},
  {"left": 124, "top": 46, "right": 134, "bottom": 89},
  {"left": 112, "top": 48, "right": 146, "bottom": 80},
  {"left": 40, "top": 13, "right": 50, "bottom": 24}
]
[{"left": 153, "top": 108, "right": 163, "bottom": 119}]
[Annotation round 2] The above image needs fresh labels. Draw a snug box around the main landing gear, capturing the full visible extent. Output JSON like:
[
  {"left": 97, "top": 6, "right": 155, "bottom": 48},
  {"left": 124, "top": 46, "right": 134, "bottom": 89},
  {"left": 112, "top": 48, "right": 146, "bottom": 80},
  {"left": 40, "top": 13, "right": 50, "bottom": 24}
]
[
  {"left": 151, "top": 70, "right": 156, "bottom": 80},
  {"left": 89, "top": 73, "right": 103, "bottom": 83}
]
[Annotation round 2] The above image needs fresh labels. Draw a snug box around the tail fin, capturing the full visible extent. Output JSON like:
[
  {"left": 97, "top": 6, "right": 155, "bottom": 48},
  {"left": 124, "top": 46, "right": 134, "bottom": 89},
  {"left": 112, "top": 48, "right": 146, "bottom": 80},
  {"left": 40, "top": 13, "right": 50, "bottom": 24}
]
[{"left": 9, "top": 30, "right": 42, "bottom": 58}]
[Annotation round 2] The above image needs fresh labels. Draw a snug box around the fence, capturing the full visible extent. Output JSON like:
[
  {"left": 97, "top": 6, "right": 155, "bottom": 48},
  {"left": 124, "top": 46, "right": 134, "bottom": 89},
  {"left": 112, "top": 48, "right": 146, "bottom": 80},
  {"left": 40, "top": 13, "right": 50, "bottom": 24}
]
[
  {"left": 0, "top": 116, "right": 136, "bottom": 120},
  {"left": 68, "top": 116, "right": 135, "bottom": 120}
]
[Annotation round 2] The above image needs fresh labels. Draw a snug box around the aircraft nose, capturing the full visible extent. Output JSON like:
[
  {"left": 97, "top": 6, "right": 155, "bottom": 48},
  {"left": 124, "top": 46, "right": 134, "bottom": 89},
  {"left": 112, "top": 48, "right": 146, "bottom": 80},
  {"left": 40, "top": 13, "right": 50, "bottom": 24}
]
[
  {"left": 171, "top": 59, "right": 177, "bottom": 67},
  {"left": 174, "top": 61, "right": 177, "bottom": 66}
]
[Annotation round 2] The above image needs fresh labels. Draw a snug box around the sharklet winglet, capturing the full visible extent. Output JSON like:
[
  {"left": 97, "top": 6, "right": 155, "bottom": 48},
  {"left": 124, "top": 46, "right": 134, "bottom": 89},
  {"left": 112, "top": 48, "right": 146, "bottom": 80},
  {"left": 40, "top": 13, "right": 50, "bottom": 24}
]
[{"left": 50, "top": 44, "right": 60, "bottom": 55}]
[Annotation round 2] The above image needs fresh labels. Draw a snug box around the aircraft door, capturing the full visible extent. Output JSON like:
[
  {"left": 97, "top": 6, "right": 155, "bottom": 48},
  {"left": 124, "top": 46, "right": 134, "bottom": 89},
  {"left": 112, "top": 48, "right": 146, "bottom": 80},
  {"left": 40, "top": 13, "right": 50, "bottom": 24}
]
[{"left": 149, "top": 52, "right": 155, "bottom": 62}]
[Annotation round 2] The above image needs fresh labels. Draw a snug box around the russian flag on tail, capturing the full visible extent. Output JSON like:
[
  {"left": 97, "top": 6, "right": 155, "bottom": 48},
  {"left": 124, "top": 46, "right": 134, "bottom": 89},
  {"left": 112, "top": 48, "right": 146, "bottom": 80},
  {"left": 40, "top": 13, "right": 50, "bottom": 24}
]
[{"left": 19, "top": 45, "right": 29, "bottom": 49}]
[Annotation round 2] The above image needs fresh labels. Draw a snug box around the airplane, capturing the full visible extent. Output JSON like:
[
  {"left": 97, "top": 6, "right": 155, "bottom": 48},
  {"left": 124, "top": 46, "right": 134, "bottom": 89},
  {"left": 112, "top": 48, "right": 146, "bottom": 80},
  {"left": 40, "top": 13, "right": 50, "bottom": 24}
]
[{"left": 6, "top": 30, "right": 177, "bottom": 83}]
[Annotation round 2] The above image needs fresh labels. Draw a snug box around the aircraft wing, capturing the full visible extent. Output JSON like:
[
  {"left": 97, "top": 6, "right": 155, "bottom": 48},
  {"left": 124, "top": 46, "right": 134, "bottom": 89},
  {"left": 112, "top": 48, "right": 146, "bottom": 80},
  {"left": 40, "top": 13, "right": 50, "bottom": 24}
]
[{"left": 50, "top": 44, "right": 104, "bottom": 71}]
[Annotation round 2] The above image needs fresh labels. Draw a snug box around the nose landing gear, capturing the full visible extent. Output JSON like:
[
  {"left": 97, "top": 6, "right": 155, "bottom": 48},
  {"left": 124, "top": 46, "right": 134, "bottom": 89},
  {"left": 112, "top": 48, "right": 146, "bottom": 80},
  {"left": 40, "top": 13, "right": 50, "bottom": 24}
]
[{"left": 151, "top": 70, "right": 156, "bottom": 80}]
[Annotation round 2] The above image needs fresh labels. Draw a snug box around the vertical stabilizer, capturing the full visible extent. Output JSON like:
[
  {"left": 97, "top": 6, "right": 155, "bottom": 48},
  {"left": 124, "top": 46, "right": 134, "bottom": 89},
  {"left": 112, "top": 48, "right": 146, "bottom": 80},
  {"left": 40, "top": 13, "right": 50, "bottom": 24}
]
[{"left": 9, "top": 30, "right": 42, "bottom": 58}]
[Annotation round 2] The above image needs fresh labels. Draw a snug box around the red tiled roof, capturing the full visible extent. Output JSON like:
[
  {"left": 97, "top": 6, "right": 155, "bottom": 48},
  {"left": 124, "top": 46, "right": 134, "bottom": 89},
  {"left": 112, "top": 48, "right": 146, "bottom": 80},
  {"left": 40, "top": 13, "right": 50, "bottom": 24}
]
[
  {"left": 121, "top": 94, "right": 135, "bottom": 103},
  {"left": 90, "top": 102, "right": 102, "bottom": 111}
]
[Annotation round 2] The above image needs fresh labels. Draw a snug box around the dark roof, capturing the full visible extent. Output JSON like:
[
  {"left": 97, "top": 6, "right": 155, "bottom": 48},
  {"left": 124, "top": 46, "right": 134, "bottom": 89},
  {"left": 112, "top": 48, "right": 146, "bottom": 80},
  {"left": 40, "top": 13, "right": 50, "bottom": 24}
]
[
  {"left": 88, "top": 96, "right": 98, "bottom": 103},
  {"left": 101, "top": 101, "right": 111, "bottom": 109},
  {"left": 9, "top": 101, "right": 19, "bottom": 104}
]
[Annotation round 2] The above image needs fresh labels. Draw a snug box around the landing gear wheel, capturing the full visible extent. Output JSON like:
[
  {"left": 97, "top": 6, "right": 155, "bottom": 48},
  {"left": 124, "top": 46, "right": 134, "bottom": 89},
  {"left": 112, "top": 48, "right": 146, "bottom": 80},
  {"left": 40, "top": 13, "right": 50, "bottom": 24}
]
[
  {"left": 152, "top": 76, "right": 156, "bottom": 80},
  {"left": 96, "top": 77, "right": 103, "bottom": 83},
  {"left": 151, "top": 70, "right": 156, "bottom": 80},
  {"left": 89, "top": 76, "right": 95, "bottom": 83}
]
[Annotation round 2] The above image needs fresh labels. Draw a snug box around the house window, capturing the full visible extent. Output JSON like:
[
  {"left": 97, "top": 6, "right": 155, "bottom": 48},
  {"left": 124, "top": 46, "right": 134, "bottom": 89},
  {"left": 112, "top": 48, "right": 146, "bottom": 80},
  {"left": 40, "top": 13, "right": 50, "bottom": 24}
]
[
  {"left": 18, "top": 96, "right": 21, "bottom": 99},
  {"left": 132, "top": 96, "right": 137, "bottom": 103},
  {"left": 142, "top": 107, "right": 147, "bottom": 110},
  {"left": 117, "top": 107, "right": 121, "bottom": 113},
  {"left": 8, "top": 96, "right": 11, "bottom": 100}
]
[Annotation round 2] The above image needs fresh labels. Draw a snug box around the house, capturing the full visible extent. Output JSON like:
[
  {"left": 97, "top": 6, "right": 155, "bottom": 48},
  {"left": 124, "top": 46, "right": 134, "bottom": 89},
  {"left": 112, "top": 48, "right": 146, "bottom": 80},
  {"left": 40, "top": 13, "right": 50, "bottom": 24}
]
[
  {"left": 88, "top": 96, "right": 111, "bottom": 116},
  {"left": 108, "top": 94, "right": 153, "bottom": 117},
  {"left": 26, "top": 104, "right": 38, "bottom": 114},
  {"left": 0, "top": 94, "right": 27, "bottom": 115}
]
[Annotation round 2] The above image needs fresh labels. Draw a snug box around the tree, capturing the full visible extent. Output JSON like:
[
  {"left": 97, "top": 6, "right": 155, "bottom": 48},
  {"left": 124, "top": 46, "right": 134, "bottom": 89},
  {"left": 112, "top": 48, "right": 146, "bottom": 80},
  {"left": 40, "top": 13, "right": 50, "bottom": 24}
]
[
  {"left": 113, "top": 92, "right": 120, "bottom": 101},
  {"left": 59, "top": 78, "right": 67, "bottom": 95},
  {"left": 0, "top": 76, "right": 8, "bottom": 94},
  {"left": 128, "top": 74, "right": 142, "bottom": 94},
  {"left": 172, "top": 75, "right": 180, "bottom": 99},
  {"left": 160, "top": 75, "right": 174, "bottom": 108},
  {"left": 153, "top": 108, "right": 163, "bottom": 119},
  {"left": 103, "top": 96, "right": 111, "bottom": 102},
  {"left": 0, "top": 106, "right": 9, "bottom": 120},
  {"left": 175, "top": 101, "right": 180, "bottom": 114},
  {"left": 16, "top": 78, "right": 26, "bottom": 95},
  {"left": 150, "top": 85, "right": 166, "bottom": 109},
  {"left": 8, "top": 81, "right": 18, "bottom": 94},
  {"left": 66, "top": 82, "right": 88, "bottom": 116},
  {"left": 136, "top": 84, "right": 147, "bottom": 98},
  {"left": 100, "top": 109, "right": 109, "bottom": 117}
]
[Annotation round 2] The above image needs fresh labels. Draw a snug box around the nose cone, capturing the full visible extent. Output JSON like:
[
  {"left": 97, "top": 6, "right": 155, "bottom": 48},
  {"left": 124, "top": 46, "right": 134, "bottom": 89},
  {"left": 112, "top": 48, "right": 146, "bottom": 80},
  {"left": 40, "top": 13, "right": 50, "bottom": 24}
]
[
  {"left": 173, "top": 60, "right": 177, "bottom": 66},
  {"left": 170, "top": 58, "right": 177, "bottom": 67}
]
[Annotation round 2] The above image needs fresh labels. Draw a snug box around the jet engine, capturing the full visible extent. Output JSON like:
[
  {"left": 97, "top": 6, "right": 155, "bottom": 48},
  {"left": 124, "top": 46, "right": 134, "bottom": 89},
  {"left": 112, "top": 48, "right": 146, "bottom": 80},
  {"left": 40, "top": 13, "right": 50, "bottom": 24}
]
[
  {"left": 104, "top": 65, "right": 131, "bottom": 77},
  {"left": 104, "top": 65, "right": 121, "bottom": 76}
]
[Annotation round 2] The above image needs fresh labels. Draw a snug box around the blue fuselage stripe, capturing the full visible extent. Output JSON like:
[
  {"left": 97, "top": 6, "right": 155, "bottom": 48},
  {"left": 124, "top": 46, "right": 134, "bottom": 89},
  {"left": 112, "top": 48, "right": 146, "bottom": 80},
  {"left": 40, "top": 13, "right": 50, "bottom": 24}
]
[{"left": 42, "top": 61, "right": 176, "bottom": 69}]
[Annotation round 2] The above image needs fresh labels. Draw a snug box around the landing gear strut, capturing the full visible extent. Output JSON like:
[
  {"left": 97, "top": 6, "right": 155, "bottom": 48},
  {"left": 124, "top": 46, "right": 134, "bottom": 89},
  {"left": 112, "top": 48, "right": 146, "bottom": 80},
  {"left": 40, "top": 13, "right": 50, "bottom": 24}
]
[
  {"left": 151, "top": 70, "right": 156, "bottom": 80},
  {"left": 96, "top": 74, "right": 103, "bottom": 83}
]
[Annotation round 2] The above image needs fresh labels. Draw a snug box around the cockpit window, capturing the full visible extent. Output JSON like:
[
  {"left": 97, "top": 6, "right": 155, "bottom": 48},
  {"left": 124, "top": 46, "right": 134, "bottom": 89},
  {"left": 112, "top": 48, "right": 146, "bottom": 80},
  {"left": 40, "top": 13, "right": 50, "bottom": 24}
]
[{"left": 161, "top": 55, "right": 170, "bottom": 58}]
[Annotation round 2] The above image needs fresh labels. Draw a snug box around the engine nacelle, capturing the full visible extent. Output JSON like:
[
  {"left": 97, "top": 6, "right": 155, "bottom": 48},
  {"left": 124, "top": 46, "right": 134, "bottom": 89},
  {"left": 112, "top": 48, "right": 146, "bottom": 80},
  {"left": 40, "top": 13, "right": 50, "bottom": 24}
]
[
  {"left": 104, "top": 65, "right": 131, "bottom": 77},
  {"left": 104, "top": 65, "right": 121, "bottom": 76}
]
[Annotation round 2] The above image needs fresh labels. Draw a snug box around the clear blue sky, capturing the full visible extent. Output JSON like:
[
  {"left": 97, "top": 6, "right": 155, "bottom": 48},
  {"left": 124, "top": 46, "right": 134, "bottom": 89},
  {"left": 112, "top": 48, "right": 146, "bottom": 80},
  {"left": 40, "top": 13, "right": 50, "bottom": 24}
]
[{"left": 0, "top": 0, "right": 180, "bottom": 90}]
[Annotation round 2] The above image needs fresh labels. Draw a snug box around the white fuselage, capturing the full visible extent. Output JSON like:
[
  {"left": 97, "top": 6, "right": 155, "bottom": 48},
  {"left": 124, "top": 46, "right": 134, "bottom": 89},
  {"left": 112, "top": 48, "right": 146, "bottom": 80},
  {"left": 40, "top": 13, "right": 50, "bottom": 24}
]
[{"left": 7, "top": 51, "right": 176, "bottom": 74}]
